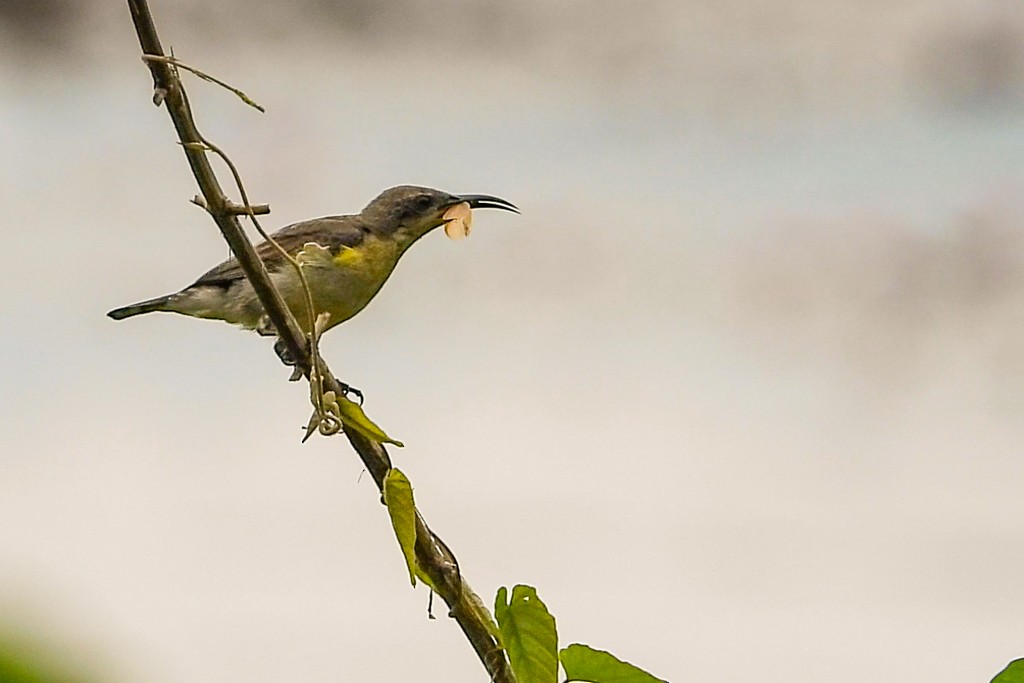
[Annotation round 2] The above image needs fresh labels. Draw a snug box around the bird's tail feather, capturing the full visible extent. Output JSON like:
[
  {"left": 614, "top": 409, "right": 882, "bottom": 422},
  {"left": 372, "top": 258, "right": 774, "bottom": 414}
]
[{"left": 107, "top": 295, "right": 174, "bottom": 320}]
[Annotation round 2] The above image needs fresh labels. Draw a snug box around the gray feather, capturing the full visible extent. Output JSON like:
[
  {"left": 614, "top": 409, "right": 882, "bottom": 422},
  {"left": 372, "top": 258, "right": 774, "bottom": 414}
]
[{"left": 190, "top": 215, "right": 368, "bottom": 289}]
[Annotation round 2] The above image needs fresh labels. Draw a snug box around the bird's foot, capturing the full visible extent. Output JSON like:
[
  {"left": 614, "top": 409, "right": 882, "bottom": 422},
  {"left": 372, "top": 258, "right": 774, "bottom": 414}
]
[
  {"left": 274, "top": 337, "right": 309, "bottom": 383},
  {"left": 274, "top": 337, "right": 299, "bottom": 367},
  {"left": 272, "top": 337, "right": 363, "bottom": 404},
  {"left": 337, "top": 382, "right": 364, "bottom": 405}
]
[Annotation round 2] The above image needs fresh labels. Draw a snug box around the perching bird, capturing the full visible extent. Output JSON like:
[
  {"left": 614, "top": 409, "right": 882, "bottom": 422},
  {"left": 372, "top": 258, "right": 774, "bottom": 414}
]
[{"left": 107, "top": 186, "right": 518, "bottom": 336}]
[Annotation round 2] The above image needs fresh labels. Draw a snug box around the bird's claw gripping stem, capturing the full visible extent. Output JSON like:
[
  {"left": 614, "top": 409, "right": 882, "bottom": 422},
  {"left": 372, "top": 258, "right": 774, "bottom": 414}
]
[
  {"left": 272, "top": 337, "right": 363, "bottom": 404},
  {"left": 273, "top": 336, "right": 302, "bottom": 369},
  {"left": 339, "top": 382, "right": 364, "bottom": 405}
]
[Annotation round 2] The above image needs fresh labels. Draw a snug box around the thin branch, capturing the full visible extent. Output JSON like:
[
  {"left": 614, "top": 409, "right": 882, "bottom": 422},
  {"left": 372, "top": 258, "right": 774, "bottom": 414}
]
[
  {"left": 125, "top": 2, "right": 514, "bottom": 681},
  {"left": 190, "top": 194, "right": 271, "bottom": 215},
  {"left": 143, "top": 54, "right": 266, "bottom": 111}
]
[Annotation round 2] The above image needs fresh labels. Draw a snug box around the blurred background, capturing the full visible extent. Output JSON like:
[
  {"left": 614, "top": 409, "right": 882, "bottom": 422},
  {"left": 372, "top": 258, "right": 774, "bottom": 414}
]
[{"left": 2, "top": 1, "right": 1023, "bottom": 681}]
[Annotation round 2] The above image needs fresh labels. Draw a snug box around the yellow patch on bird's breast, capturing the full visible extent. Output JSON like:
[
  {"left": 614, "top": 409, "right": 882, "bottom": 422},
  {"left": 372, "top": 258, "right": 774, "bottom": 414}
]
[
  {"left": 288, "top": 235, "right": 405, "bottom": 330},
  {"left": 332, "top": 245, "right": 363, "bottom": 267},
  {"left": 330, "top": 235, "right": 403, "bottom": 274}
]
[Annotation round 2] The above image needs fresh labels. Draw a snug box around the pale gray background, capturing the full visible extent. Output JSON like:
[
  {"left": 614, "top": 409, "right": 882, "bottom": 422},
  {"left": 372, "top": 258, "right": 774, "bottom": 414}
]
[{"left": 2, "top": 1, "right": 1023, "bottom": 681}]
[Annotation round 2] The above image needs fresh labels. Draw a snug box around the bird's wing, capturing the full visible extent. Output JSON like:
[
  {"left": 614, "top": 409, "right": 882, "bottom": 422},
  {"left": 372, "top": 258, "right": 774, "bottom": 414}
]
[{"left": 190, "top": 215, "right": 367, "bottom": 289}]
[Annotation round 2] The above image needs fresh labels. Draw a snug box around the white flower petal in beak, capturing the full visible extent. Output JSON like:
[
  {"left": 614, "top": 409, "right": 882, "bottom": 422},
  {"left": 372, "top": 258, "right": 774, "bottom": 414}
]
[{"left": 443, "top": 202, "right": 473, "bottom": 240}]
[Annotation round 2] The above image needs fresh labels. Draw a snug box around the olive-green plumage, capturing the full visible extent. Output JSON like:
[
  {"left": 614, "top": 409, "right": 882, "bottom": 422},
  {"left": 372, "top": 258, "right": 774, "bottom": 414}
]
[{"left": 108, "top": 185, "right": 517, "bottom": 334}]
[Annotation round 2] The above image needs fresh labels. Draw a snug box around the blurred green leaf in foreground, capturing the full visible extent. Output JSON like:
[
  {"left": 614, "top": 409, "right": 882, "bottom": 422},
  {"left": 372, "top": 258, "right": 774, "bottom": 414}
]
[{"left": 993, "top": 659, "right": 1024, "bottom": 683}]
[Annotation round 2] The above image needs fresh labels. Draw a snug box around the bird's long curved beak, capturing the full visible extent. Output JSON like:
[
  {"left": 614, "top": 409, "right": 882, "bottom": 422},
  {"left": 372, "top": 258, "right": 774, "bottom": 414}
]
[{"left": 456, "top": 194, "right": 520, "bottom": 214}]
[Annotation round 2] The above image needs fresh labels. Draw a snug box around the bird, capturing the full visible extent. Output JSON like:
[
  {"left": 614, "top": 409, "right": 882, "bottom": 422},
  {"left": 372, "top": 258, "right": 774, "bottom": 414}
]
[{"left": 107, "top": 185, "right": 518, "bottom": 337}]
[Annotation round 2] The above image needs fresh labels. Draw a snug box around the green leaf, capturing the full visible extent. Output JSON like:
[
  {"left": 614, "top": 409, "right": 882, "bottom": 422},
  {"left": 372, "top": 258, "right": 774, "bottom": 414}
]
[
  {"left": 494, "top": 585, "right": 558, "bottom": 683},
  {"left": 993, "top": 659, "right": 1024, "bottom": 683},
  {"left": 560, "top": 644, "right": 667, "bottom": 683},
  {"left": 308, "top": 388, "right": 403, "bottom": 447},
  {"left": 383, "top": 469, "right": 418, "bottom": 586},
  {"left": 335, "top": 393, "right": 404, "bottom": 446},
  {"left": 0, "top": 634, "right": 94, "bottom": 683}
]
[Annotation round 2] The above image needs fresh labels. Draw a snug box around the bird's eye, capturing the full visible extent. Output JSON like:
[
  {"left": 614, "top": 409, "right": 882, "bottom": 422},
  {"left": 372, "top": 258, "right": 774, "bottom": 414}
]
[{"left": 415, "top": 194, "right": 433, "bottom": 210}]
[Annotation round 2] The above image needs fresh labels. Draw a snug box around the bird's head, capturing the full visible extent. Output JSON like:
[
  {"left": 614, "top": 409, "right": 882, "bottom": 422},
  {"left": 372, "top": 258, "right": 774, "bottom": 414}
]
[{"left": 361, "top": 185, "right": 518, "bottom": 247}]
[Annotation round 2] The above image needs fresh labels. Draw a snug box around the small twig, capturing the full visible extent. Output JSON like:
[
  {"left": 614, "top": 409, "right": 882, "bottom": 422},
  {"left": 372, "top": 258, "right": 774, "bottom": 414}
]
[
  {"left": 190, "top": 195, "right": 270, "bottom": 215},
  {"left": 142, "top": 53, "right": 266, "bottom": 112},
  {"left": 226, "top": 201, "right": 271, "bottom": 216}
]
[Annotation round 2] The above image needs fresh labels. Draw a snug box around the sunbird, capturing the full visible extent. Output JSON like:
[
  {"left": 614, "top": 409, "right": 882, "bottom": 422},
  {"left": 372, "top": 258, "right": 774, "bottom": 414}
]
[{"left": 108, "top": 185, "right": 518, "bottom": 336}]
